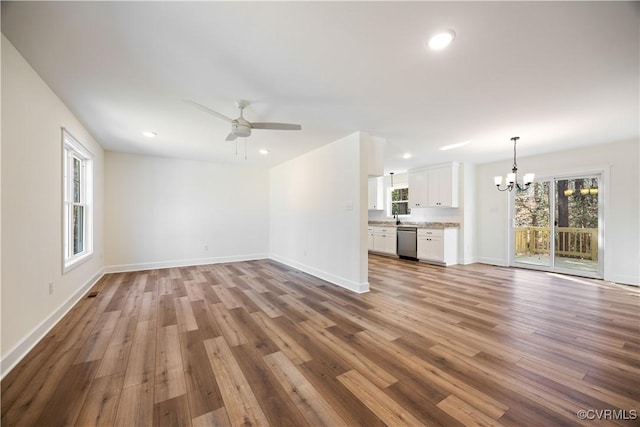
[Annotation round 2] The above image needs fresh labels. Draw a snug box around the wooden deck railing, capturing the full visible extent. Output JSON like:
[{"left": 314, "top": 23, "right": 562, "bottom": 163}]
[{"left": 515, "top": 227, "right": 598, "bottom": 260}]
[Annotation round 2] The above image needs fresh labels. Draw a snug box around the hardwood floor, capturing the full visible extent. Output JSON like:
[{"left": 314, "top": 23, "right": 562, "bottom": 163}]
[{"left": 2, "top": 255, "right": 639, "bottom": 426}]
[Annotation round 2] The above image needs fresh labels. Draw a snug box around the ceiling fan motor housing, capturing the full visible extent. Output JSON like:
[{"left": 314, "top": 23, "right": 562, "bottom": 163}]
[{"left": 232, "top": 121, "right": 251, "bottom": 137}]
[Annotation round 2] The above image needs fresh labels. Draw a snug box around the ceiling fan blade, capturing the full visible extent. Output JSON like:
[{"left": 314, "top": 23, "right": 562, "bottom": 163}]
[
  {"left": 185, "top": 100, "right": 234, "bottom": 123},
  {"left": 250, "top": 122, "right": 302, "bottom": 131},
  {"left": 225, "top": 132, "right": 237, "bottom": 141}
]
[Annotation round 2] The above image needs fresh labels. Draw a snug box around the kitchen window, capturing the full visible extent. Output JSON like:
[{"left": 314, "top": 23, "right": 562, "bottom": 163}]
[
  {"left": 390, "top": 187, "right": 411, "bottom": 216},
  {"left": 63, "top": 129, "right": 93, "bottom": 272}
]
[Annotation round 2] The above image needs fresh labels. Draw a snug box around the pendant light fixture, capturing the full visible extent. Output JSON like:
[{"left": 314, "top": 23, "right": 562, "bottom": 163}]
[
  {"left": 494, "top": 136, "right": 535, "bottom": 192},
  {"left": 390, "top": 172, "right": 394, "bottom": 188}
]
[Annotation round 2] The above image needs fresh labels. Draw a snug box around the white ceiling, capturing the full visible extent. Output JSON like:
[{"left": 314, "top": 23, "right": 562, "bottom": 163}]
[{"left": 2, "top": 1, "right": 638, "bottom": 172}]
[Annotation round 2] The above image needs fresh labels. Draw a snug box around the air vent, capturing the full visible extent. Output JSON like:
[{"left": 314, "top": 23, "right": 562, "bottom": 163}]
[{"left": 87, "top": 291, "right": 99, "bottom": 298}]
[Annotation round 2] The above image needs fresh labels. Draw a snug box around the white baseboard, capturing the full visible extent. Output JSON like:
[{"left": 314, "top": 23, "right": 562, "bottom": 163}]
[
  {"left": 104, "top": 253, "right": 269, "bottom": 273},
  {"left": 460, "top": 256, "right": 478, "bottom": 265},
  {"left": 477, "top": 257, "right": 509, "bottom": 267},
  {"left": 1, "top": 269, "right": 105, "bottom": 380},
  {"left": 605, "top": 272, "right": 640, "bottom": 287},
  {"left": 270, "top": 254, "right": 369, "bottom": 294}
]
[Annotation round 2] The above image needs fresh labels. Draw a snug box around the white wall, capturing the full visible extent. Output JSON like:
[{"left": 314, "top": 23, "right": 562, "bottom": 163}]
[
  {"left": 460, "top": 163, "right": 477, "bottom": 264},
  {"left": 104, "top": 152, "right": 269, "bottom": 271},
  {"left": 1, "top": 35, "right": 105, "bottom": 376},
  {"left": 475, "top": 139, "right": 640, "bottom": 285},
  {"left": 270, "top": 132, "right": 369, "bottom": 293}
]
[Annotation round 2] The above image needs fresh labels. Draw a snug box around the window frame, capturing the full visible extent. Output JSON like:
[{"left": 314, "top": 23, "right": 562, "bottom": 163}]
[
  {"left": 62, "top": 129, "right": 94, "bottom": 273},
  {"left": 388, "top": 185, "right": 411, "bottom": 217}
]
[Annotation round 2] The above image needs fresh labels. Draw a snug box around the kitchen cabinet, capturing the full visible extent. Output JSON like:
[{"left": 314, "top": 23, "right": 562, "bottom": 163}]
[
  {"left": 370, "top": 226, "right": 397, "bottom": 255},
  {"left": 408, "top": 163, "right": 459, "bottom": 208},
  {"left": 367, "top": 227, "right": 374, "bottom": 250},
  {"left": 368, "top": 177, "right": 383, "bottom": 210},
  {"left": 417, "top": 228, "right": 458, "bottom": 265},
  {"left": 427, "top": 165, "right": 458, "bottom": 207},
  {"left": 408, "top": 171, "right": 428, "bottom": 208}
]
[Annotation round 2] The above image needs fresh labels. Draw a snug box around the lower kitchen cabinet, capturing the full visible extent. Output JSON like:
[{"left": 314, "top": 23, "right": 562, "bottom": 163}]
[
  {"left": 417, "top": 228, "right": 457, "bottom": 265},
  {"left": 369, "top": 226, "right": 397, "bottom": 255}
]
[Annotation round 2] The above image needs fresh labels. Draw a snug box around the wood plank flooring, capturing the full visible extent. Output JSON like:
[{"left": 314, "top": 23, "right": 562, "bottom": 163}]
[{"left": 2, "top": 255, "right": 639, "bottom": 426}]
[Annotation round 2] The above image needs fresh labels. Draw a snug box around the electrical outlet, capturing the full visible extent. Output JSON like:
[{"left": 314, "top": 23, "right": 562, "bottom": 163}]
[
  {"left": 204, "top": 245, "right": 209, "bottom": 251},
  {"left": 48, "top": 281, "right": 54, "bottom": 295}
]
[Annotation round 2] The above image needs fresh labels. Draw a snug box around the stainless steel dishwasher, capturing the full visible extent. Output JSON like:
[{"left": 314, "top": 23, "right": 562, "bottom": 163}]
[{"left": 397, "top": 226, "right": 417, "bottom": 260}]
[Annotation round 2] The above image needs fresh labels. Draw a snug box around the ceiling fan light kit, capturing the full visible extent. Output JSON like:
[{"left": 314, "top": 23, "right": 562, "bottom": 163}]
[
  {"left": 230, "top": 121, "right": 251, "bottom": 139},
  {"left": 188, "top": 99, "right": 301, "bottom": 144}
]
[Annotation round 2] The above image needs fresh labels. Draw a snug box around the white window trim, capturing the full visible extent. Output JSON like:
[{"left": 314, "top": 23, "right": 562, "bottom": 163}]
[
  {"left": 62, "top": 128, "right": 94, "bottom": 273},
  {"left": 388, "top": 185, "right": 411, "bottom": 217}
]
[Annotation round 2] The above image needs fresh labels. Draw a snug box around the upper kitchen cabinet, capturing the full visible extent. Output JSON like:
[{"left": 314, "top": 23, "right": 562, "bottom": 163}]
[
  {"left": 428, "top": 164, "right": 459, "bottom": 207},
  {"left": 408, "top": 170, "right": 428, "bottom": 208},
  {"left": 364, "top": 133, "right": 385, "bottom": 177},
  {"left": 409, "top": 162, "right": 459, "bottom": 208},
  {"left": 368, "top": 177, "right": 383, "bottom": 210}
]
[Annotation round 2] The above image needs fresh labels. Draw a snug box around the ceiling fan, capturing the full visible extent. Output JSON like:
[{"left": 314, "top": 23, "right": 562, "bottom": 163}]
[{"left": 188, "top": 100, "right": 302, "bottom": 141}]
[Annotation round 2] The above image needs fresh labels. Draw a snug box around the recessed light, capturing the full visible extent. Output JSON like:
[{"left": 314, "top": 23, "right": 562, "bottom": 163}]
[
  {"left": 402, "top": 153, "right": 412, "bottom": 159},
  {"left": 440, "top": 140, "right": 470, "bottom": 151},
  {"left": 259, "top": 149, "right": 269, "bottom": 155},
  {"left": 142, "top": 131, "right": 157, "bottom": 138},
  {"left": 427, "top": 29, "right": 455, "bottom": 51}
]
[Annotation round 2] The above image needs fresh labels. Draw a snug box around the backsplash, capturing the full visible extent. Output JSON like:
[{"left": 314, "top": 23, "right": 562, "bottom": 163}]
[{"left": 368, "top": 206, "right": 461, "bottom": 223}]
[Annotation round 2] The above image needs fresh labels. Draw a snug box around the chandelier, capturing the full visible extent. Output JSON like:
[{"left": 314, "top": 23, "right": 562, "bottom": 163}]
[{"left": 494, "top": 136, "right": 534, "bottom": 192}]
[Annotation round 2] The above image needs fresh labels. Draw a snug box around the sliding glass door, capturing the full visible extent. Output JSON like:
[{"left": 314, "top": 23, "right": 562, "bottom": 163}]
[{"left": 512, "top": 174, "right": 602, "bottom": 278}]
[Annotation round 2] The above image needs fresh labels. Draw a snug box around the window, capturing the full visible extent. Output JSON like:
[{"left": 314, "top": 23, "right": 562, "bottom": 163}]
[
  {"left": 63, "top": 129, "right": 93, "bottom": 271},
  {"left": 390, "top": 187, "right": 411, "bottom": 216}
]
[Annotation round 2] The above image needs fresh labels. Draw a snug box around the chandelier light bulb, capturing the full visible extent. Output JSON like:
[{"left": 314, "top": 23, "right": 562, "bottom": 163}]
[
  {"left": 495, "top": 137, "right": 535, "bottom": 192},
  {"left": 523, "top": 173, "right": 535, "bottom": 185}
]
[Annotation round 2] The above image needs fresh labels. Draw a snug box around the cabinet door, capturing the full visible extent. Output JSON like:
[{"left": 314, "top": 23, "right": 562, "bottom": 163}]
[
  {"left": 427, "top": 165, "right": 458, "bottom": 207},
  {"left": 436, "top": 167, "right": 453, "bottom": 206},
  {"left": 429, "top": 237, "right": 444, "bottom": 261},
  {"left": 384, "top": 232, "right": 397, "bottom": 254},
  {"left": 373, "top": 234, "right": 386, "bottom": 252},
  {"left": 417, "top": 236, "right": 443, "bottom": 261},
  {"left": 367, "top": 232, "right": 374, "bottom": 250},
  {"left": 427, "top": 168, "right": 442, "bottom": 206},
  {"left": 417, "top": 236, "right": 429, "bottom": 259},
  {"left": 418, "top": 229, "right": 444, "bottom": 262},
  {"left": 368, "top": 179, "right": 377, "bottom": 209},
  {"left": 368, "top": 178, "right": 383, "bottom": 210},
  {"left": 408, "top": 171, "right": 428, "bottom": 208}
]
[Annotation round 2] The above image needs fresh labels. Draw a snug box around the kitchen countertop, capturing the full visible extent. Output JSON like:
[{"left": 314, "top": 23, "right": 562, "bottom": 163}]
[{"left": 368, "top": 220, "right": 460, "bottom": 229}]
